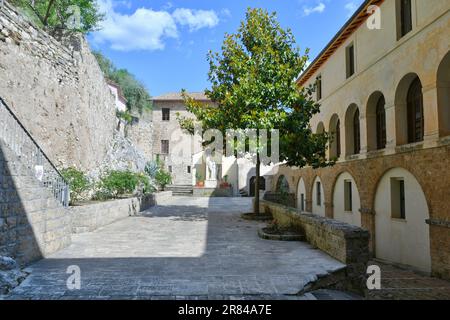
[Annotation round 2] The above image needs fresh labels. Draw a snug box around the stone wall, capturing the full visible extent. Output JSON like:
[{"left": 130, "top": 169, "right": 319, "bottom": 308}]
[
  {"left": 259, "top": 199, "right": 370, "bottom": 291},
  {"left": 0, "top": 141, "right": 72, "bottom": 266},
  {"left": 127, "top": 110, "right": 153, "bottom": 162},
  {"left": 0, "top": 3, "right": 117, "bottom": 172},
  {"left": 70, "top": 191, "right": 171, "bottom": 234}
]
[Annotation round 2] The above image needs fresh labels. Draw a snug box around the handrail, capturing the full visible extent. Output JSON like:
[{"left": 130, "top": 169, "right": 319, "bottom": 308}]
[{"left": 0, "top": 96, "right": 70, "bottom": 207}]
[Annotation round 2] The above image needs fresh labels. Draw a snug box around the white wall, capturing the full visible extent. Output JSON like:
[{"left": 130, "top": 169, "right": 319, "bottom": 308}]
[
  {"left": 374, "top": 168, "right": 431, "bottom": 273},
  {"left": 297, "top": 178, "right": 307, "bottom": 212},
  {"left": 312, "top": 177, "right": 326, "bottom": 217},
  {"left": 333, "top": 172, "right": 361, "bottom": 227}
]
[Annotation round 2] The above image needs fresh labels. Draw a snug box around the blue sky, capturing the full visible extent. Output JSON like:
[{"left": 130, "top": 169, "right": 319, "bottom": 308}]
[{"left": 88, "top": 0, "right": 365, "bottom": 96}]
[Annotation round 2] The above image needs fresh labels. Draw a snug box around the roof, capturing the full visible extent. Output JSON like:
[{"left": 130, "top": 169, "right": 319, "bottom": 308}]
[
  {"left": 297, "top": 0, "right": 385, "bottom": 87},
  {"left": 106, "top": 80, "right": 127, "bottom": 104},
  {"left": 152, "top": 92, "right": 211, "bottom": 101}
]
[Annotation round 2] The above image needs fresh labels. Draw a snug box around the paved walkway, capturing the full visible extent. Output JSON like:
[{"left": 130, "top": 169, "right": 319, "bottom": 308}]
[{"left": 6, "top": 197, "right": 348, "bottom": 300}]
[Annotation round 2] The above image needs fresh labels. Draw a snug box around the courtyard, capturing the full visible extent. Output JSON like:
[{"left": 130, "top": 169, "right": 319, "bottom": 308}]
[{"left": 5, "top": 197, "right": 351, "bottom": 300}]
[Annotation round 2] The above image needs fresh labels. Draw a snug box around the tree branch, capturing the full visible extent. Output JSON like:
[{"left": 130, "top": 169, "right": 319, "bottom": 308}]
[{"left": 42, "top": 0, "right": 55, "bottom": 26}]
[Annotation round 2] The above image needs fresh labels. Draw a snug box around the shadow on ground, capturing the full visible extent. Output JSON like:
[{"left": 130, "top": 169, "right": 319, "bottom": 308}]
[{"left": 6, "top": 197, "right": 348, "bottom": 300}]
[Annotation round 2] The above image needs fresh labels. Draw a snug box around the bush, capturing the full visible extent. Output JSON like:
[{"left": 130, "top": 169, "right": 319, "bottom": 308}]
[
  {"left": 144, "top": 161, "right": 172, "bottom": 190},
  {"left": 155, "top": 169, "right": 172, "bottom": 190},
  {"left": 61, "top": 167, "right": 90, "bottom": 205},
  {"left": 96, "top": 170, "right": 139, "bottom": 199},
  {"left": 136, "top": 172, "right": 155, "bottom": 195}
]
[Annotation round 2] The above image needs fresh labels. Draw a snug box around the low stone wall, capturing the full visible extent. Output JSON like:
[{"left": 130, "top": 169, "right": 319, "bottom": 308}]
[
  {"left": 193, "top": 187, "right": 233, "bottom": 197},
  {"left": 263, "top": 192, "right": 296, "bottom": 208},
  {"left": 70, "top": 192, "right": 172, "bottom": 234},
  {"left": 259, "top": 199, "right": 370, "bottom": 291}
]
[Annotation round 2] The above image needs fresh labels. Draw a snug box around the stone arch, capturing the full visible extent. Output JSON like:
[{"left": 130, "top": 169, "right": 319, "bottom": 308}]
[
  {"left": 395, "top": 73, "right": 424, "bottom": 145},
  {"left": 249, "top": 176, "right": 266, "bottom": 197},
  {"left": 437, "top": 51, "right": 450, "bottom": 137},
  {"left": 328, "top": 114, "right": 341, "bottom": 159},
  {"left": 296, "top": 178, "right": 307, "bottom": 212},
  {"left": 311, "top": 176, "right": 325, "bottom": 217},
  {"left": 345, "top": 104, "right": 361, "bottom": 155},
  {"left": 276, "top": 175, "right": 290, "bottom": 193},
  {"left": 366, "top": 91, "right": 387, "bottom": 151},
  {"left": 316, "top": 122, "right": 325, "bottom": 134},
  {"left": 332, "top": 171, "right": 361, "bottom": 227},
  {"left": 374, "top": 167, "right": 431, "bottom": 273}
]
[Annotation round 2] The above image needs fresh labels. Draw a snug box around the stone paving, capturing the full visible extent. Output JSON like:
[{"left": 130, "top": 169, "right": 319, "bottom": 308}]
[
  {"left": 367, "top": 260, "right": 450, "bottom": 300},
  {"left": 4, "top": 197, "right": 349, "bottom": 300}
]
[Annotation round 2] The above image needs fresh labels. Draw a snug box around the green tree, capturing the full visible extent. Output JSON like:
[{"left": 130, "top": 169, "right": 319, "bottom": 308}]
[
  {"left": 93, "top": 51, "right": 152, "bottom": 115},
  {"left": 181, "top": 8, "right": 331, "bottom": 214},
  {"left": 11, "top": 0, "right": 104, "bottom": 34}
]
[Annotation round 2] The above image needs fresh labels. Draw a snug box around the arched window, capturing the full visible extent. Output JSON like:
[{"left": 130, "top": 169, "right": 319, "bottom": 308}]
[
  {"left": 276, "top": 175, "right": 289, "bottom": 193},
  {"left": 336, "top": 120, "right": 341, "bottom": 157},
  {"left": 407, "top": 77, "right": 424, "bottom": 143},
  {"left": 353, "top": 109, "right": 361, "bottom": 154},
  {"left": 376, "top": 96, "right": 387, "bottom": 149},
  {"left": 329, "top": 115, "right": 341, "bottom": 159}
]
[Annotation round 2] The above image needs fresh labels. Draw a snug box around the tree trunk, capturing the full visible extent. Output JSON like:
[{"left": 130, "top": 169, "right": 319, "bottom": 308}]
[
  {"left": 43, "top": 0, "right": 56, "bottom": 26},
  {"left": 254, "top": 151, "right": 261, "bottom": 215}
]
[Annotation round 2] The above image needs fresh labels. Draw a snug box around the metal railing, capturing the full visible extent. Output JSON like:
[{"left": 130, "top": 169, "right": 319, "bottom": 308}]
[{"left": 0, "top": 97, "right": 70, "bottom": 207}]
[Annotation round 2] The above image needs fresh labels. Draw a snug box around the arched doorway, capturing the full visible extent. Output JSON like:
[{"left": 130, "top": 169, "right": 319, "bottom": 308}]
[
  {"left": 249, "top": 176, "right": 266, "bottom": 197},
  {"left": 345, "top": 104, "right": 361, "bottom": 155},
  {"left": 437, "top": 51, "right": 450, "bottom": 137},
  {"left": 366, "top": 91, "right": 387, "bottom": 151},
  {"left": 332, "top": 172, "right": 361, "bottom": 227},
  {"left": 395, "top": 73, "right": 424, "bottom": 145},
  {"left": 297, "top": 178, "right": 307, "bottom": 212},
  {"left": 374, "top": 168, "right": 431, "bottom": 273},
  {"left": 312, "top": 176, "right": 325, "bottom": 217},
  {"left": 329, "top": 114, "right": 341, "bottom": 160}
]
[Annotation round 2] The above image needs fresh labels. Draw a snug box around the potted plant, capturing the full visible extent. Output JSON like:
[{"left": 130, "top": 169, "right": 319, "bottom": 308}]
[
  {"left": 196, "top": 172, "right": 205, "bottom": 187},
  {"left": 220, "top": 175, "right": 230, "bottom": 188}
]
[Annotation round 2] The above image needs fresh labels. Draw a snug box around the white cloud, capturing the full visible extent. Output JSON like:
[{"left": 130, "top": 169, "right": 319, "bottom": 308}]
[
  {"left": 345, "top": 2, "right": 358, "bottom": 17},
  {"left": 220, "top": 8, "right": 232, "bottom": 19},
  {"left": 303, "top": 2, "right": 326, "bottom": 16},
  {"left": 92, "top": 0, "right": 219, "bottom": 52},
  {"left": 172, "top": 8, "right": 219, "bottom": 32}
]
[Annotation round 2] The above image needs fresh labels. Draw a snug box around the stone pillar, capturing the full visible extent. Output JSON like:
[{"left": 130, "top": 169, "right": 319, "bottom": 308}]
[
  {"left": 360, "top": 207, "right": 376, "bottom": 255},
  {"left": 305, "top": 200, "right": 313, "bottom": 213},
  {"left": 385, "top": 101, "right": 397, "bottom": 149},
  {"left": 422, "top": 82, "right": 440, "bottom": 145},
  {"left": 325, "top": 202, "right": 333, "bottom": 219},
  {"left": 360, "top": 114, "right": 369, "bottom": 154}
]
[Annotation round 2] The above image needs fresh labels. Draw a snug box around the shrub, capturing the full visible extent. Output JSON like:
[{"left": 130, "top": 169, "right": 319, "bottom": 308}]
[
  {"left": 97, "top": 170, "right": 140, "bottom": 199},
  {"left": 61, "top": 167, "right": 90, "bottom": 205},
  {"left": 136, "top": 172, "right": 155, "bottom": 195},
  {"left": 155, "top": 169, "right": 172, "bottom": 190},
  {"left": 144, "top": 161, "right": 172, "bottom": 190}
]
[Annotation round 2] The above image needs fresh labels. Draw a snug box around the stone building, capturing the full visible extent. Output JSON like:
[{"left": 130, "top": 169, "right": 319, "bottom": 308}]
[
  {"left": 151, "top": 93, "right": 275, "bottom": 195},
  {"left": 271, "top": 0, "right": 450, "bottom": 279},
  {"left": 107, "top": 80, "right": 127, "bottom": 112}
]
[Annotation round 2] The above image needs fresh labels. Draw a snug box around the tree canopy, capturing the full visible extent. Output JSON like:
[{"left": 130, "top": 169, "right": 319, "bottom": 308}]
[
  {"left": 11, "top": 0, "right": 104, "bottom": 34},
  {"left": 180, "top": 8, "right": 332, "bottom": 213},
  {"left": 94, "top": 51, "right": 152, "bottom": 115}
]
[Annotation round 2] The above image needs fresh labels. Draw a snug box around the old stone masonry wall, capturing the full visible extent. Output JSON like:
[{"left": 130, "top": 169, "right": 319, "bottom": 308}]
[{"left": 0, "top": 2, "right": 117, "bottom": 172}]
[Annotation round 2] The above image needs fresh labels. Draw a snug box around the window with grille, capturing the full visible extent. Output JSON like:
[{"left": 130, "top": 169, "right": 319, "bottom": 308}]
[
  {"left": 161, "top": 140, "right": 169, "bottom": 154},
  {"left": 162, "top": 108, "right": 170, "bottom": 121},
  {"left": 346, "top": 44, "right": 355, "bottom": 78}
]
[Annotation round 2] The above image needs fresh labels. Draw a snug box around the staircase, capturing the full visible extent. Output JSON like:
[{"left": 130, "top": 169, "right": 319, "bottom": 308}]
[
  {"left": 165, "top": 185, "right": 193, "bottom": 196},
  {"left": 239, "top": 188, "right": 249, "bottom": 197},
  {"left": 0, "top": 97, "right": 71, "bottom": 264}
]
